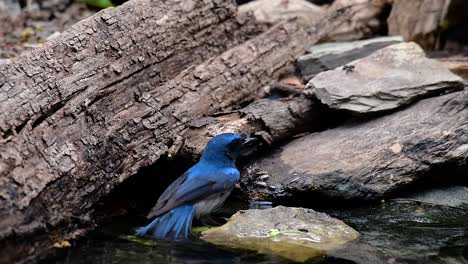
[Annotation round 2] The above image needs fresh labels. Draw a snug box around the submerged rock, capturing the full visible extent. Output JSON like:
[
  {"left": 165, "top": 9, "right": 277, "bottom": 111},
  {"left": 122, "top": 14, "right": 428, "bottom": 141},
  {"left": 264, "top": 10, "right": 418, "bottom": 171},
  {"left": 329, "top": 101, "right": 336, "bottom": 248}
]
[
  {"left": 298, "top": 36, "right": 403, "bottom": 81},
  {"left": 201, "top": 206, "right": 359, "bottom": 262},
  {"left": 327, "top": 188, "right": 468, "bottom": 262},
  {"left": 306, "top": 42, "right": 464, "bottom": 114},
  {"left": 241, "top": 90, "right": 467, "bottom": 201}
]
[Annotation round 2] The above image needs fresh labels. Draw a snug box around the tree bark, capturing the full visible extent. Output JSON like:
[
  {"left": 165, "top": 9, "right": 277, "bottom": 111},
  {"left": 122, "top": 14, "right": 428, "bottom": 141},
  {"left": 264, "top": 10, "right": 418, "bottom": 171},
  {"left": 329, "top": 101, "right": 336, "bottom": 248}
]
[
  {"left": 0, "top": 0, "right": 254, "bottom": 138},
  {"left": 178, "top": 96, "right": 325, "bottom": 160},
  {"left": 0, "top": 0, "right": 358, "bottom": 262},
  {"left": 387, "top": 0, "right": 450, "bottom": 49}
]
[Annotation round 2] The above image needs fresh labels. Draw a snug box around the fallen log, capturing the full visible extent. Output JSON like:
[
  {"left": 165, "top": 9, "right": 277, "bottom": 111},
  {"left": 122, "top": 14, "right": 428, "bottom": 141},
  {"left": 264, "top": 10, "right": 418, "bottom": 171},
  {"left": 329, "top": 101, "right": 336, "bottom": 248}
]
[
  {"left": 178, "top": 96, "right": 329, "bottom": 160},
  {"left": 239, "top": 0, "right": 392, "bottom": 42},
  {"left": 323, "top": 0, "right": 392, "bottom": 42},
  {"left": 240, "top": 89, "right": 468, "bottom": 201},
  {"left": 0, "top": 1, "right": 359, "bottom": 262},
  {"left": 387, "top": 0, "right": 451, "bottom": 49},
  {"left": 238, "top": 0, "right": 323, "bottom": 25},
  {"left": 0, "top": 0, "right": 257, "bottom": 139},
  {"left": 436, "top": 55, "right": 468, "bottom": 83}
]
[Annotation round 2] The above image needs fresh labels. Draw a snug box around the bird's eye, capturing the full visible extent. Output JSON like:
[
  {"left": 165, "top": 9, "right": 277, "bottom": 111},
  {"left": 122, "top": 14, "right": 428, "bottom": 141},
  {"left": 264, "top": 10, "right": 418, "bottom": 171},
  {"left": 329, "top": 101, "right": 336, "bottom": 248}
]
[{"left": 230, "top": 138, "right": 241, "bottom": 146}]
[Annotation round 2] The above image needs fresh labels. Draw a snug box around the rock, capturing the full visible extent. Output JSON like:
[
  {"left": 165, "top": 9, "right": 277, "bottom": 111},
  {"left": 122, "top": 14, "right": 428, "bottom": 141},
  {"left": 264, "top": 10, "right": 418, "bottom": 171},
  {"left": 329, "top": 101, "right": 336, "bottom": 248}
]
[
  {"left": 201, "top": 206, "right": 360, "bottom": 262},
  {"left": 402, "top": 185, "right": 468, "bottom": 208},
  {"left": 238, "top": 0, "right": 323, "bottom": 24},
  {"left": 436, "top": 55, "right": 468, "bottom": 83},
  {"left": 327, "top": 194, "right": 468, "bottom": 262},
  {"left": 240, "top": 90, "right": 467, "bottom": 201},
  {"left": 306, "top": 42, "right": 464, "bottom": 114},
  {"left": 387, "top": 0, "right": 450, "bottom": 49},
  {"left": 298, "top": 36, "right": 403, "bottom": 81}
]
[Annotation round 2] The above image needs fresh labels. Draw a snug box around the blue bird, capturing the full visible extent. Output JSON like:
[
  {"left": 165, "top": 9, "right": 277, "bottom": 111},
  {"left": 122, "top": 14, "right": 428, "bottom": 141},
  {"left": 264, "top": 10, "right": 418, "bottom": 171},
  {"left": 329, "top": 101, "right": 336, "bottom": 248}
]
[{"left": 136, "top": 133, "right": 252, "bottom": 240}]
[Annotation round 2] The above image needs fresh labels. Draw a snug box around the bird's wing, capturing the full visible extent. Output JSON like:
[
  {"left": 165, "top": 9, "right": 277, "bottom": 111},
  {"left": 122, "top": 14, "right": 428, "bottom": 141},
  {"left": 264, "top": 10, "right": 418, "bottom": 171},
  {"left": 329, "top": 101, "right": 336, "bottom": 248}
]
[
  {"left": 146, "top": 170, "right": 236, "bottom": 219},
  {"left": 146, "top": 172, "right": 188, "bottom": 217}
]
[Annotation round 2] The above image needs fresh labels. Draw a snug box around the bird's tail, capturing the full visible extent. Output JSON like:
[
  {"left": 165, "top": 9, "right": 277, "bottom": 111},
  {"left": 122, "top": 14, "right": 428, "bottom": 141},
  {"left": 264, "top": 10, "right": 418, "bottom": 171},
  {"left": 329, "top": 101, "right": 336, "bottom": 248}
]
[{"left": 135, "top": 204, "right": 195, "bottom": 240}]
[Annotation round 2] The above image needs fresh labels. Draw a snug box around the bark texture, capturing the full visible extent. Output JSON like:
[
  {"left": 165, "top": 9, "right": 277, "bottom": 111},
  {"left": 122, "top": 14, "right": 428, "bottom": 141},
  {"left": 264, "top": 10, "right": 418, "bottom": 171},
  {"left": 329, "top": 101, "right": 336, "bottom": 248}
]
[
  {"left": 179, "top": 96, "right": 326, "bottom": 160},
  {"left": 0, "top": 0, "right": 248, "bottom": 138},
  {"left": 0, "top": 0, "right": 357, "bottom": 262},
  {"left": 387, "top": 0, "right": 450, "bottom": 49},
  {"left": 0, "top": 0, "right": 258, "bottom": 261},
  {"left": 437, "top": 55, "right": 468, "bottom": 83},
  {"left": 323, "top": 0, "right": 392, "bottom": 42}
]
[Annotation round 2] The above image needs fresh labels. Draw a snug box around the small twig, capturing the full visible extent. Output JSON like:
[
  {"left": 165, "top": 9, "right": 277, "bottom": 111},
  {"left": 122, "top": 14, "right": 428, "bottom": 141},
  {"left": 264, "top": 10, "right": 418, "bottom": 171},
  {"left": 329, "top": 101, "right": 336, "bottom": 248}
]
[{"left": 269, "top": 83, "right": 304, "bottom": 95}]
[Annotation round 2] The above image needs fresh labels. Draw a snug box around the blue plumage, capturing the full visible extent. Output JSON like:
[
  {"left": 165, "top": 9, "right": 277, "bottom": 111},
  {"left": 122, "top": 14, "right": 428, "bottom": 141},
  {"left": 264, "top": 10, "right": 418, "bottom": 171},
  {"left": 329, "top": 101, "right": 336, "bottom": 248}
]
[
  {"left": 136, "top": 133, "right": 247, "bottom": 240},
  {"left": 135, "top": 205, "right": 194, "bottom": 239}
]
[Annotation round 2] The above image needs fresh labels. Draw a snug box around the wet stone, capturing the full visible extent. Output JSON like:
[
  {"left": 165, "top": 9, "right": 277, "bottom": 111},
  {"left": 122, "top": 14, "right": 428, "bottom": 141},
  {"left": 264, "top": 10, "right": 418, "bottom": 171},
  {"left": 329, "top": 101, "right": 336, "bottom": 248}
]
[
  {"left": 327, "top": 187, "right": 468, "bottom": 263},
  {"left": 201, "top": 206, "right": 360, "bottom": 262}
]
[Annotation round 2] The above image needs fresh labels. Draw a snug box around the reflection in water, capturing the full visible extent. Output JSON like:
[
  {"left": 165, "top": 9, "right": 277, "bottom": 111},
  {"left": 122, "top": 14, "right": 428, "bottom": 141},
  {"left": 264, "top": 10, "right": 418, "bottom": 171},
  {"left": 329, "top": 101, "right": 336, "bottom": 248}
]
[
  {"left": 38, "top": 235, "right": 298, "bottom": 264},
  {"left": 326, "top": 200, "right": 468, "bottom": 263},
  {"left": 37, "top": 213, "right": 298, "bottom": 264},
  {"left": 37, "top": 199, "right": 468, "bottom": 264}
]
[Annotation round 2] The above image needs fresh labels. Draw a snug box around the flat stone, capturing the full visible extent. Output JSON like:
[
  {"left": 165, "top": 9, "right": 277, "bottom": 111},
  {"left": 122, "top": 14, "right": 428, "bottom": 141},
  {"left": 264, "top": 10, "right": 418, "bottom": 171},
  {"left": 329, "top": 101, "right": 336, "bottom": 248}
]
[
  {"left": 306, "top": 42, "right": 464, "bottom": 114},
  {"left": 201, "top": 206, "right": 359, "bottom": 262},
  {"left": 403, "top": 185, "right": 468, "bottom": 208},
  {"left": 298, "top": 36, "right": 403, "bottom": 81},
  {"left": 240, "top": 90, "right": 468, "bottom": 201}
]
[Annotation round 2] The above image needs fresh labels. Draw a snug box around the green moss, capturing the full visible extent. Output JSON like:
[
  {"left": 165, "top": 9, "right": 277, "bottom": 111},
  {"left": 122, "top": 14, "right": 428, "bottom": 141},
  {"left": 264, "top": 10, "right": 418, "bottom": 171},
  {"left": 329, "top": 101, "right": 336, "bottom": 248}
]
[
  {"left": 122, "top": 235, "right": 159, "bottom": 246},
  {"left": 80, "top": 0, "right": 115, "bottom": 9},
  {"left": 192, "top": 226, "right": 214, "bottom": 234}
]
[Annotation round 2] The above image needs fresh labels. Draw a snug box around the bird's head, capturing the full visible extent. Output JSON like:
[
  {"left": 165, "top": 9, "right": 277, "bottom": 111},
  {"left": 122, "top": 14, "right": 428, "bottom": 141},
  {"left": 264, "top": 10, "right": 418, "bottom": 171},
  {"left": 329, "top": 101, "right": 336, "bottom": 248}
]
[{"left": 201, "top": 133, "right": 254, "bottom": 164}]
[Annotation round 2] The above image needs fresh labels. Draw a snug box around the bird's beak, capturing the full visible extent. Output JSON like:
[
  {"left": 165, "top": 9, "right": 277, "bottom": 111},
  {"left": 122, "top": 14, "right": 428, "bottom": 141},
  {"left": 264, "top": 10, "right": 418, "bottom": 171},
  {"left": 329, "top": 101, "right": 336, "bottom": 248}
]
[{"left": 242, "top": 136, "right": 257, "bottom": 145}]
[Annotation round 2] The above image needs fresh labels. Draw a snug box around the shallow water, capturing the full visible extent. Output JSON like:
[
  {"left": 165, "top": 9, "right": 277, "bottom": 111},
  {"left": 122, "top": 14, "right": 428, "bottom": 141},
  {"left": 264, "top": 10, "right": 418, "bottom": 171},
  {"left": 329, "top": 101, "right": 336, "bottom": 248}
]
[
  {"left": 37, "top": 200, "right": 468, "bottom": 264},
  {"left": 325, "top": 200, "right": 468, "bottom": 263}
]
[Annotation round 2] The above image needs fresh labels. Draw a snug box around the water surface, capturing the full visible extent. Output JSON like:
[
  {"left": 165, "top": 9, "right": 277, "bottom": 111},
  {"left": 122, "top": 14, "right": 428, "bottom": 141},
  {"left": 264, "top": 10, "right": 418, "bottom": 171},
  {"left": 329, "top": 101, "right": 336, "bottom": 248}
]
[{"left": 38, "top": 199, "right": 468, "bottom": 263}]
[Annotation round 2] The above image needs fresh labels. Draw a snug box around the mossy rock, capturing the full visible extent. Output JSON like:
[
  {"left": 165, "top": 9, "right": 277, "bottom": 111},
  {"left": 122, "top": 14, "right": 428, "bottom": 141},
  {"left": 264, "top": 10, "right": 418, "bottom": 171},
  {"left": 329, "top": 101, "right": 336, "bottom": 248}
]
[{"left": 201, "top": 206, "right": 359, "bottom": 262}]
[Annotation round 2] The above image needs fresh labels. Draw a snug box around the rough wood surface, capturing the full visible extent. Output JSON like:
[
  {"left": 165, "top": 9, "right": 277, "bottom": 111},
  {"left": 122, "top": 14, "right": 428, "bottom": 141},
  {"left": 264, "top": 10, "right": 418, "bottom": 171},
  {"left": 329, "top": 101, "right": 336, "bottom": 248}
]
[
  {"left": 387, "top": 0, "right": 450, "bottom": 49},
  {"left": 437, "top": 55, "right": 468, "bottom": 83},
  {"left": 238, "top": 0, "right": 323, "bottom": 24},
  {"left": 323, "top": 0, "right": 392, "bottom": 42},
  {"left": 179, "top": 96, "right": 326, "bottom": 160},
  {"left": 0, "top": 0, "right": 258, "bottom": 261},
  {"left": 0, "top": 0, "right": 250, "bottom": 139},
  {"left": 0, "top": 1, "right": 358, "bottom": 262},
  {"left": 240, "top": 90, "right": 468, "bottom": 201},
  {"left": 239, "top": 0, "right": 391, "bottom": 43}
]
